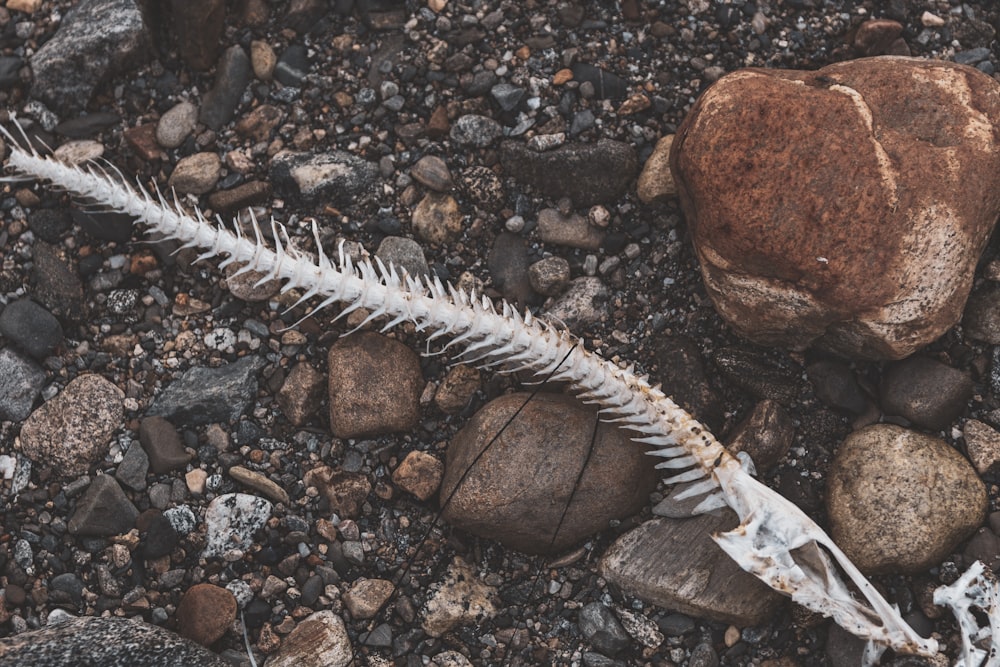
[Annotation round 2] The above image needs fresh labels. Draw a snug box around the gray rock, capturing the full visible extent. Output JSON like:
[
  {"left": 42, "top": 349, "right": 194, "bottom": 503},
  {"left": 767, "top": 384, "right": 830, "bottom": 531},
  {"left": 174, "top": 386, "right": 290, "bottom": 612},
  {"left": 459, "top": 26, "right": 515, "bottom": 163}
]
[
  {"left": 826, "top": 423, "right": 986, "bottom": 574},
  {"left": 578, "top": 603, "right": 630, "bottom": 657},
  {"left": 0, "top": 616, "right": 230, "bottom": 666},
  {"left": 491, "top": 83, "right": 525, "bottom": 111},
  {"left": 375, "top": 236, "right": 430, "bottom": 279},
  {"left": 500, "top": 139, "right": 638, "bottom": 206},
  {"left": 0, "top": 348, "right": 45, "bottom": 422},
  {"left": 599, "top": 513, "right": 785, "bottom": 625},
  {"left": 0, "top": 298, "right": 63, "bottom": 359},
  {"left": 806, "top": 360, "right": 869, "bottom": 415},
  {"left": 202, "top": 493, "right": 272, "bottom": 558},
  {"left": 68, "top": 474, "right": 139, "bottom": 536},
  {"left": 0, "top": 56, "right": 23, "bottom": 89},
  {"left": 30, "top": 241, "right": 84, "bottom": 322},
  {"left": 570, "top": 63, "right": 628, "bottom": 100},
  {"left": 156, "top": 101, "right": 199, "bottom": 149},
  {"left": 487, "top": 232, "right": 536, "bottom": 308},
  {"left": 27, "top": 208, "right": 72, "bottom": 243},
  {"left": 115, "top": 440, "right": 149, "bottom": 491},
  {"left": 29, "top": 0, "right": 148, "bottom": 114},
  {"left": 164, "top": 505, "right": 197, "bottom": 537},
  {"left": 545, "top": 277, "right": 610, "bottom": 329},
  {"left": 963, "top": 284, "right": 1000, "bottom": 344},
  {"left": 199, "top": 45, "right": 252, "bottom": 130},
  {"left": 449, "top": 114, "right": 502, "bottom": 147},
  {"left": 20, "top": 374, "right": 124, "bottom": 477},
  {"left": 269, "top": 150, "right": 379, "bottom": 206},
  {"left": 274, "top": 44, "right": 309, "bottom": 87},
  {"left": 880, "top": 356, "right": 973, "bottom": 430},
  {"left": 147, "top": 356, "right": 265, "bottom": 426}
]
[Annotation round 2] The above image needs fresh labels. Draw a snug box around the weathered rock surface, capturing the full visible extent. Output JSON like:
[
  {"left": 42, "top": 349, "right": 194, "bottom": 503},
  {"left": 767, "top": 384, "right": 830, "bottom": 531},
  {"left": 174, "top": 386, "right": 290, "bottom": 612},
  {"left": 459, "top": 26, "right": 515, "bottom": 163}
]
[
  {"left": 270, "top": 150, "right": 379, "bottom": 207},
  {"left": 0, "top": 616, "right": 230, "bottom": 666},
  {"left": 176, "top": 584, "right": 237, "bottom": 646},
  {"left": 147, "top": 355, "right": 264, "bottom": 426},
  {"left": 671, "top": 57, "right": 1000, "bottom": 360},
  {"left": 440, "top": 392, "right": 657, "bottom": 554},
  {"left": 826, "top": 423, "right": 986, "bottom": 574},
  {"left": 327, "top": 332, "right": 422, "bottom": 438},
  {"left": 20, "top": 374, "right": 123, "bottom": 477},
  {"left": 263, "top": 610, "right": 352, "bottom": 667},
  {"left": 29, "top": 0, "right": 148, "bottom": 113},
  {"left": 421, "top": 557, "right": 497, "bottom": 637},
  {"left": 600, "top": 513, "right": 785, "bottom": 625}
]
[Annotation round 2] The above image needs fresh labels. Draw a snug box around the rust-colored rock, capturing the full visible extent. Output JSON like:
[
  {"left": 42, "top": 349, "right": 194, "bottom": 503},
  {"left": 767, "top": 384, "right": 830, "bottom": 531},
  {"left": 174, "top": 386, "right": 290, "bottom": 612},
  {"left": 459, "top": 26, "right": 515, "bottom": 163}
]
[
  {"left": 671, "top": 57, "right": 1000, "bottom": 360},
  {"left": 440, "top": 392, "right": 657, "bottom": 554},
  {"left": 392, "top": 450, "right": 444, "bottom": 501},
  {"left": 176, "top": 583, "right": 237, "bottom": 646}
]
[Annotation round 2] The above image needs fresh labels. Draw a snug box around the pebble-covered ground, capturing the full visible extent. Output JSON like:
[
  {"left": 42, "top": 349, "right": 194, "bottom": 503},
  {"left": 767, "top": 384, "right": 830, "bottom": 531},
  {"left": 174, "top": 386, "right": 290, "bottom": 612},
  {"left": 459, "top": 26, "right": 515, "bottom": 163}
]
[{"left": 2, "top": 1, "right": 1000, "bottom": 666}]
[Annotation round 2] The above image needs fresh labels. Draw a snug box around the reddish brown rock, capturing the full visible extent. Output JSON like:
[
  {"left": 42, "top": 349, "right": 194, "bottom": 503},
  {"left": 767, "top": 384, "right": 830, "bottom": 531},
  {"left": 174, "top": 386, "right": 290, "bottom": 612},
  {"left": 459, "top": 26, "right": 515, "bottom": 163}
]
[
  {"left": 671, "top": 57, "right": 1000, "bottom": 360},
  {"left": 176, "top": 583, "right": 237, "bottom": 646},
  {"left": 440, "top": 392, "right": 657, "bottom": 554},
  {"left": 853, "top": 19, "right": 904, "bottom": 56},
  {"left": 277, "top": 362, "right": 324, "bottom": 426},
  {"left": 327, "top": 332, "right": 423, "bottom": 438}
]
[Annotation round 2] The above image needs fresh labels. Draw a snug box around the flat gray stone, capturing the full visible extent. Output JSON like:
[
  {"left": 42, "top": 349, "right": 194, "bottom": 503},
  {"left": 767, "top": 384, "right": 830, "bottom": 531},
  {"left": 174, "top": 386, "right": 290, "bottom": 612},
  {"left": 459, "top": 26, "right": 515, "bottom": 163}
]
[
  {"left": 147, "top": 356, "right": 265, "bottom": 426},
  {"left": 0, "top": 348, "right": 45, "bottom": 422}
]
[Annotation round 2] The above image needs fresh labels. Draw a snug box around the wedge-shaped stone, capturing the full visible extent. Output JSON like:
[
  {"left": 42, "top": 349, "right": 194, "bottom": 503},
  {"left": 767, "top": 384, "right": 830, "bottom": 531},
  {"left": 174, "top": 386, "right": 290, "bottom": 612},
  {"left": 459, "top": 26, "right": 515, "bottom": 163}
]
[{"left": 599, "top": 513, "right": 784, "bottom": 626}]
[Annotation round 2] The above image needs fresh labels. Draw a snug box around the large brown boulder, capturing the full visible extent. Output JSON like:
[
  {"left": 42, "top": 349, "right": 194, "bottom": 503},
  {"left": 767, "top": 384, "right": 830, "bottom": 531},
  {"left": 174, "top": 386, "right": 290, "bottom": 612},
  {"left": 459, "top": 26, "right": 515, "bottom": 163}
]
[
  {"left": 440, "top": 392, "right": 657, "bottom": 554},
  {"left": 671, "top": 56, "right": 1000, "bottom": 360}
]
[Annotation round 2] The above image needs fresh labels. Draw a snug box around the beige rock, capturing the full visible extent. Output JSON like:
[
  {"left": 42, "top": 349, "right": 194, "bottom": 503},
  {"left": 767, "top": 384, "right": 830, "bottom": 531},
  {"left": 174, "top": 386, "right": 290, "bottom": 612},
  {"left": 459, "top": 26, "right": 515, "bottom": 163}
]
[
  {"left": 421, "top": 557, "right": 496, "bottom": 637},
  {"left": 235, "top": 104, "right": 284, "bottom": 143},
  {"left": 251, "top": 40, "right": 278, "bottom": 81},
  {"left": 168, "top": 152, "right": 221, "bottom": 195},
  {"left": 672, "top": 57, "right": 1000, "bottom": 360},
  {"left": 964, "top": 419, "right": 1000, "bottom": 475},
  {"left": 433, "top": 364, "right": 480, "bottom": 414},
  {"left": 302, "top": 466, "right": 371, "bottom": 518},
  {"left": 223, "top": 261, "right": 282, "bottom": 302},
  {"left": 826, "top": 423, "right": 986, "bottom": 574},
  {"left": 636, "top": 134, "right": 675, "bottom": 203},
  {"left": 392, "top": 451, "right": 444, "bottom": 501},
  {"left": 412, "top": 192, "right": 463, "bottom": 245},
  {"left": 327, "top": 332, "right": 423, "bottom": 438},
  {"left": 20, "top": 374, "right": 124, "bottom": 477},
  {"left": 440, "top": 392, "right": 657, "bottom": 554},
  {"left": 263, "top": 610, "right": 352, "bottom": 667},
  {"left": 53, "top": 140, "right": 104, "bottom": 165},
  {"left": 342, "top": 578, "right": 395, "bottom": 619},
  {"left": 229, "top": 466, "right": 291, "bottom": 505},
  {"left": 6, "top": 0, "right": 41, "bottom": 13},
  {"left": 536, "top": 208, "right": 604, "bottom": 251},
  {"left": 156, "top": 101, "right": 198, "bottom": 149}
]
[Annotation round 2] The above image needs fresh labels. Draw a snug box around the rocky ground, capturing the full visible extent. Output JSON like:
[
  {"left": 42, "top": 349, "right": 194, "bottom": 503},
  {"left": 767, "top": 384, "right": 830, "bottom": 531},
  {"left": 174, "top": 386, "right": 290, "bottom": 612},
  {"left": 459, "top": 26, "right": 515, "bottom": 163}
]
[{"left": 2, "top": 0, "right": 1000, "bottom": 666}]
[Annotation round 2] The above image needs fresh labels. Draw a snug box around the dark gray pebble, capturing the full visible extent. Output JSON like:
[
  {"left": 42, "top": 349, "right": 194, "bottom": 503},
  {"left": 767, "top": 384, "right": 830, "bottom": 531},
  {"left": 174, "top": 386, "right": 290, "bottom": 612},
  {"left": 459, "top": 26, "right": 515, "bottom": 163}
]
[
  {"left": 147, "top": 356, "right": 265, "bottom": 426},
  {"left": 114, "top": 440, "right": 149, "bottom": 491},
  {"left": 274, "top": 44, "right": 309, "bottom": 87},
  {"left": 806, "top": 360, "right": 869, "bottom": 415},
  {"left": 67, "top": 475, "right": 139, "bottom": 537},
  {"left": 713, "top": 347, "right": 800, "bottom": 405},
  {"left": 578, "top": 602, "right": 630, "bottom": 657},
  {"left": 449, "top": 114, "right": 503, "bottom": 148},
  {"left": 139, "top": 416, "right": 192, "bottom": 473},
  {"left": 70, "top": 210, "right": 134, "bottom": 244},
  {"left": 199, "top": 45, "right": 252, "bottom": 131},
  {"left": 30, "top": 241, "right": 84, "bottom": 322},
  {"left": 269, "top": 150, "right": 379, "bottom": 207},
  {"left": 27, "top": 208, "right": 72, "bottom": 243},
  {"left": 499, "top": 139, "right": 637, "bottom": 206},
  {"left": 0, "top": 298, "right": 62, "bottom": 359},
  {"left": 880, "top": 356, "right": 973, "bottom": 430}
]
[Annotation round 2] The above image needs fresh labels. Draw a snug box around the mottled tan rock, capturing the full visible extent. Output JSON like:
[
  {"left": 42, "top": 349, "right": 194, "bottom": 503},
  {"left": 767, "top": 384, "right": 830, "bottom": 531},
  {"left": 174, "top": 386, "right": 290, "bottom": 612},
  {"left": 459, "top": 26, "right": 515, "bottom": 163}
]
[
  {"left": 600, "top": 513, "right": 785, "bottom": 625},
  {"left": 342, "top": 578, "right": 395, "bottom": 619},
  {"left": 250, "top": 40, "right": 277, "bottom": 81},
  {"left": 421, "top": 557, "right": 496, "bottom": 637},
  {"left": 229, "top": 466, "right": 290, "bottom": 505},
  {"left": 235, "top": 104, "right": 284, "bottom": 142},
  {"left": 263, "top": 610, "right": 352, "bottom": 667},
  {"left": 168, "top": 152, "right": 221, "bottom": 195},
  {"left": 302, "top": 466, "right": 371, "bottom": 518},
  {"left": 412, "top": 192, "right": 463, "bottom": 245},
  {"left": 177, "top": 584, "right": 236, "bottom": 646},
  {"left": 636, "top": 134, "right": 676, "bottom": 203},
  {"left": 224, "top": 261, "right": 282, "bottom": 301},
  {"left": 440, "top": 392, "right": 657, "bottom": 554},
  {"left": 327, "top": 332, "right": 423, "bottom": 438},
  {"left": 536, "top": 208, "right": 604, "bottom": 251},
  {"left": 20, "top": 374, "right": 124, "bottom": 477},
  {"left": 963, "top": 419, "right": 1000, "bottom": 475},
  {"left": 392, "top": 451, "right": 444, "bottom": 501},
  {"left": 433, "top": 364, "right": 480, "bottom": 414},
  {"left": 672, "top": 57, "right": 1000, "bottom": 360},
  {"left": 826, "top": 424, "right": 987, "bottom": 574}
]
